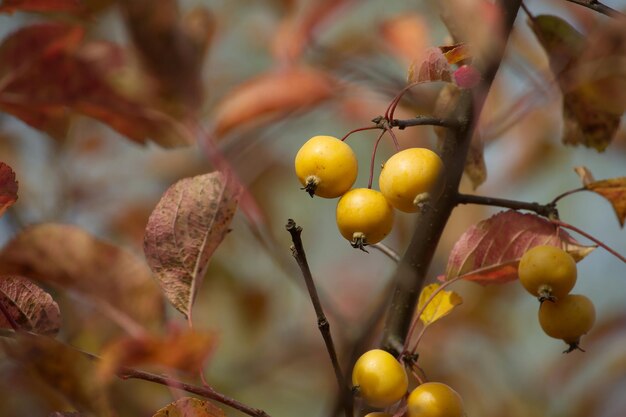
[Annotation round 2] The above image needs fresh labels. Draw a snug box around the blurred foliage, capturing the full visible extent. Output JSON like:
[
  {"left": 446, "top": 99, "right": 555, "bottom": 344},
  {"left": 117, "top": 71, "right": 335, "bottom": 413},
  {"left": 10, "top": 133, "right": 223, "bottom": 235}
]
[{"left": 0, "top": 0, "right": 625, "bottom": 417}]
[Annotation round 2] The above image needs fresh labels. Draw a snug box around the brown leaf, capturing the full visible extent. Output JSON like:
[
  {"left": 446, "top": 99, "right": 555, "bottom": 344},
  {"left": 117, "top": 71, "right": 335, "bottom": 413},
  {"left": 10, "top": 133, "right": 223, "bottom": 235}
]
[
  {"left": 530, "top": 15, "right": 624, "bottom": 151},
  {"left": 144, "top": 171, "right": 242, "bottom": 320},
  {"left": 98, "top": 326, "right": 216, "bottom": 382},
  {"left": 0, "top": 275, "right": 61, "bottom": 335},
  {"left": 380, "top": 14, "right": 430, "bottom": 63},
  {"left": 0, "top": 162, "right": 18, "bottom": 217},
  {"left": 3, "top": 332, "right": 111, "bottom": 416},
  {"left": 407, "top": 47, "right": 453, "bottom": 84},
  {"left": 211, "top": 67, "right": 335, "bottom": 139},
  {"left": 152, "top": 397, "right": 225, "bottom": 417},
  {"left": 0, "top": 223, "right": 164, "bottom": 328},
  {"left": 0, "top": 24, "right": 191, "bottom": 147},
  {"left": 48, "top": 413, "right": 84, "bottom": 417},
  {"left": 121, "top": 1, "right": 214, "bottom": 115},
  {"left": 444, "top": 210, "right": 595, "bottom": 285},
  {"left": 271, "top": 0, "right": 352, "bottom": 63},
  {"left": 0, "top": 0, "right": 83, "bottom": 14}
]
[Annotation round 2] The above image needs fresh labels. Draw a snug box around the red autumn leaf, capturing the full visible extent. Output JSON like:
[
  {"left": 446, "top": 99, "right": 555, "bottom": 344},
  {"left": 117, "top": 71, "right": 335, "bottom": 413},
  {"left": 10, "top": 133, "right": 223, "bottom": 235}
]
[
  {"left": 407, "top": 47, "right": 454, "bottom": 84},
  {"left": 379, "top": 14, "right": 430, "bottom": 63},
  {"left": 0, "top": 24, "right": 191, "bottom": 147},
  {"left": 98, "top": 327, "right": 216, "bottom": 382},
  {"left": 0, "top": 162, "right": 18, "bottom": 217},
  {"left": 144, "top": 171, "right": 242, "bottom": 320},
  {"left": 0, "top": 223, "right": 164, "bottom": 329},
  {"left": 574, "top": 167, "right": 626, "bottom": 227},
  {"left": 0, "top": 0, "right": 83, "bottom": 14},
  {"left": 211, "top": 67, "right": 335, "bottom": 139},
  {"left": 3, "top": 333, "right": 112, "bottom": 416},
  {"left": 153, "top": 397, "right": 225, "bottom": 417},
  {"left": 0, "top": 275, "right": 61, "bottom": 335},
  {"left": 444, "top": 210, "right": 595, "bottom": 285}
]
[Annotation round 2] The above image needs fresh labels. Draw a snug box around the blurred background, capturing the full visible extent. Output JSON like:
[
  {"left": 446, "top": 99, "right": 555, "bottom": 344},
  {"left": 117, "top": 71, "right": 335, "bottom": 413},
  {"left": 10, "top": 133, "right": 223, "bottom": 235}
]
[{"left": 0, "top": 0, "right": 625, "bottom": 416}]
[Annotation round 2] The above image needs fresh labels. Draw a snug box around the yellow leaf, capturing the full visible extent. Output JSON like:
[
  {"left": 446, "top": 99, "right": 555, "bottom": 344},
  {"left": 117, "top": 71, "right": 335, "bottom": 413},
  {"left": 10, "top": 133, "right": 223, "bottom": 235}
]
[{"left": 417, "top": 283, "right": 462, "bottom": 326}]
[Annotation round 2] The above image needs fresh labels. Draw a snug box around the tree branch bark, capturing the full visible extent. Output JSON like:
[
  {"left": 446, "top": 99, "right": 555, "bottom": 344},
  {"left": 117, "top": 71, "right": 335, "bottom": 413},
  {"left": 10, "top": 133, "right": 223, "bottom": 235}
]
[{"left": 381, "top": 0, "right": 523, "bottom": 353}]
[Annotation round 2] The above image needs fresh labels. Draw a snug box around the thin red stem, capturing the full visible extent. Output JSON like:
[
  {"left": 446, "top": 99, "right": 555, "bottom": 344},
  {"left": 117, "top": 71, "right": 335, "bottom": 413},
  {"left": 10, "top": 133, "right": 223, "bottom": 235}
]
[
  {"left": 340, "top": 126, "right": 380, "bottom": 142},
  {"left": 551, "top": 220, "right": 626, "bottom": 264},
  {"left": 403, "top": 276, "right": 462, "bottom": 355},
  {"left": 386, "top": 128, "right": 401, "bottom": 152},
  {"left": 368, "top": 129, "right": 388, "bottom": 189}
]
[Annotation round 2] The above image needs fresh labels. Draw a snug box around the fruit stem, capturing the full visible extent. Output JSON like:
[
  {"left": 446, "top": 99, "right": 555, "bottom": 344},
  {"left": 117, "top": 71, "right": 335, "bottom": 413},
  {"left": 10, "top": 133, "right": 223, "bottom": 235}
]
[
  {"left": 285, "top": 220, "right": 354, "bottom": 417},
  {"left": 340, "top": 126, "right": 380, "bottom": 142},
  {"left": 368, "top": 129, "right": 388, "bottom": 189},
  {"left": 551, "top": 219, "right": 626, "bottom": 264}
]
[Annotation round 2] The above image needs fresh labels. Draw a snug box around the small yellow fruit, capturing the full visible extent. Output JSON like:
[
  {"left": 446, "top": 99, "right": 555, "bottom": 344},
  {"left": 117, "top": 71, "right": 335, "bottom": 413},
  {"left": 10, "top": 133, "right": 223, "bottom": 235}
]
[
  {"left": 295, "top": 135, "right": 358, "bottom": 198},
  {"left": 336, "top": 188, "right": 394, "bottom": 248},
  {"left": 379, "top": 148, "right": 444, "bottom": 212},
  {"left": 518, "top": 245, "right": 577, "bottom": 301},
  {"left": 407, "top": 382, "right": 464, "bottom": 417},
  {"left": 538, "top": 293, "right": 595, "bottom": 350},
  {"left": 352, "top": 349, "right": 408, "bottom": 408}
]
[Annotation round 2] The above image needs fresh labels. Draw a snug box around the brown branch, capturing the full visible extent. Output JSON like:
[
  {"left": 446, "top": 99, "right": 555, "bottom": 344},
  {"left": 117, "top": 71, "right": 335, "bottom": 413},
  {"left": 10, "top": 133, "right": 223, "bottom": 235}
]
[
  {"left": 564, "top": 0, "right": 625, "bottom": 18},
  {"left": 456, "top": 193, "right": 559, "bottom": 218},
  {"left": 285, "top": 219, "right": 353, "bottom": 417},
  {"left": 118, "top": 368, "right": 271, "bottom": 417},
  {"left": 391, "top": 116, "right": 458, "bottom": 130},
  {"left": 381, "top": 0, "right": 523, "bottom": 353}
]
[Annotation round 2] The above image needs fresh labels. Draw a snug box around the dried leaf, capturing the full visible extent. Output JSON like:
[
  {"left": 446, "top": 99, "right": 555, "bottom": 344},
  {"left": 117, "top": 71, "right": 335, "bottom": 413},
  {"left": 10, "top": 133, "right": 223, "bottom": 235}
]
[
  {"left": 152, "top": 397, "right": 225, "bottom": 417},
  {"left": 441, "top": 43, "right": 472, "bottom": 65},
  {"left": 144, "top": 171, "right": 242, "bottom": 319},
  {"left": 588, "top": 178, "right": 626, "bottom": 228},
  {"left": 0, "top": 223, "right": 163, "bottom": 328},
  {"left": 0, "top": 162, "right": 18, "bottom": 217},
  {"left": 464, "top": 134, "right": 487, "bottom": 189},
  {"left": 418, "top": 283, "right": 462, "bottom": 327},
  {"left": 407, "top": 47, "right": 453, "bottom": 84},
  {"left": 445, "top": 211, "right": 595, "bottom": 285},
  {"left": 98, "top": 327, "right": 216, "bottom": 382},
  {"left": 530, "top": 15, "right": 623, "bottom": 151},
  {"left": 48, "top": 413, "right": 84, "bottom": 417},
  {"left": 211, "top": 67, "right": 335, "bottom": 138},
  {"left": 3, "top": 332, "right": 111, "bottom": 416},
  {"left": 0, "top": 275, "right": 61, "bottom": 335},
  {"left": 380, "top": 14, "right": 430, "bottom": 63},
  {"left": 0, "top": 0, "right": 83, "bottom": 14},
  {"left": 121, "top": 1, "right": 214, "bottom": 115},
  {"left": 574, "top": 166, "right": 595, "bottom": 186},
  {"left": 0, "top": 24, "right": 191, "bottom": 147}
]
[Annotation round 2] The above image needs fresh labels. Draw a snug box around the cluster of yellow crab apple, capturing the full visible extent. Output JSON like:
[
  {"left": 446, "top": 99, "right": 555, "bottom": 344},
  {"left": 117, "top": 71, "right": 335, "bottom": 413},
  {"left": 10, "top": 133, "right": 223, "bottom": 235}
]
[{"left": 294, "top": 135, "right": 443, "bottom": 249}]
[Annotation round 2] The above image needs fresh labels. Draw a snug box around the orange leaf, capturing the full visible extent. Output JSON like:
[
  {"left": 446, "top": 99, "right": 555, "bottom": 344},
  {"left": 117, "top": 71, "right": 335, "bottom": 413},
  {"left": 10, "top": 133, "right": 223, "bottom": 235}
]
[
  {"left": 445, "top": 211, "right": 595, "bottom": 285},
  {"left": 440, "top": 43, "right": 472, "bottom": 65},
  {"left": 574, "top": 167, "right": 626, "bottom": 226},
  {"left": 418, "top": 283, "right": 462, "bottom": 327},
  {"left": 380, "top": 14, "right": 430, "bottom": 63},
  {"left": 211, "top": 67, "right": 335, "bottom": 138},
  {"left": 98, "top": 327, "right": 217, "bottom": 382},
  {"left": 153, "top": 397, "right": 225, "bottom": 417}
]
